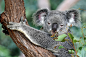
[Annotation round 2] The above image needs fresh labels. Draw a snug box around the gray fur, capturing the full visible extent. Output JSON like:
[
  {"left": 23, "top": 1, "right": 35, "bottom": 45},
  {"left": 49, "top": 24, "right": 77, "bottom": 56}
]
[
  {"left": 7, "top": 9, "right": 81, "bottom": 57},
  {"left": 7, "top": 19, "right": 73, "bottom": 57}
]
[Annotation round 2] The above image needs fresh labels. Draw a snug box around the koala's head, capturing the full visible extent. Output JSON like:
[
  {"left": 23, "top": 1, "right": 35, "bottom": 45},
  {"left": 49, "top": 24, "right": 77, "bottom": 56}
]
[{"left": 33, "top": 9, "right": 81, "bottom": 36}]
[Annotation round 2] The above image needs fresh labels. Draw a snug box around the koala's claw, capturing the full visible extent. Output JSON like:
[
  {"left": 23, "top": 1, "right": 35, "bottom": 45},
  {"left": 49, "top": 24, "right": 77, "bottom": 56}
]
[
  {"left": 24, "top": 19, "right": 27, "bottom": 23},
  {"left": 20, "top": 16, "right": 27, "bottom": 24}
]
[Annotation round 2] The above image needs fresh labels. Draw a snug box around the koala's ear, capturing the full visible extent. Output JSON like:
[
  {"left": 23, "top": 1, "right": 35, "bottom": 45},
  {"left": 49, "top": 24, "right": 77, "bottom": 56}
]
[
  {"left": 66, "top": 9, "right": 81, "bottom": 27},
  {"left": 33, "top": 9, "right": 48, "bottom": 26}
]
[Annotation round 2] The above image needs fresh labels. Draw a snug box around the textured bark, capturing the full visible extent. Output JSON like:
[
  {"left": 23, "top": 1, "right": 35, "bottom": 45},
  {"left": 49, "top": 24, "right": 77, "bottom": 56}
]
[
  {"left": 56, "top": 0, "right": 80, "bottom": 11},
  {"left": 0, "top": 0, "right": 55, "bottom": 57}
]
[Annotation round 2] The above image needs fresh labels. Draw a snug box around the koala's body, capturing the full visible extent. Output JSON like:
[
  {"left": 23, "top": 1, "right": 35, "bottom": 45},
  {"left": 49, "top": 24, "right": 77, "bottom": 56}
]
[{"left": 7, "top": 9, "right": 80, "bottom": 57}]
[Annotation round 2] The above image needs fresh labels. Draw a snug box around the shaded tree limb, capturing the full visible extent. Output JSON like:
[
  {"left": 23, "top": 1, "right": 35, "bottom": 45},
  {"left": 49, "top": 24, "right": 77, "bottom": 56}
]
[
  {"left": 56, "top": 0, "right": 80, "bottom": 11},
  {"left": 37, "top": 0, "right": 50, "bottom": 9},
  {"left": 0, "top": 0, "right": 55, "bottom": 57}
]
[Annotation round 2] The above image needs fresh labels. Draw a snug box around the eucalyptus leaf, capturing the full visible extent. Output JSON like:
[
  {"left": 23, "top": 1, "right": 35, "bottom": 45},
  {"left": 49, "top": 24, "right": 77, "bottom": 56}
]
[
  {"left": 84, "top": 37, "right": 86, "bottom": 40},
  {"left": 55, "top": 34, "right": 67, "bottom": 41},
  {"left": 84, "top": 48, "right": 86, "bottom": 51},
  {"left": 79, "top": 47, "right": 82, "bottom": 50},
  {"left": 73, "top": 40, "right": 81, "bottom": 43},
  {"left": 58, "top": 46, "right": 64, "bottom": 49},
  {"left": 68, "top": 49, "right": 75, "bottom": 54},
  {"left": 68, "top": 33, "right": 74, "bottom": 41}
]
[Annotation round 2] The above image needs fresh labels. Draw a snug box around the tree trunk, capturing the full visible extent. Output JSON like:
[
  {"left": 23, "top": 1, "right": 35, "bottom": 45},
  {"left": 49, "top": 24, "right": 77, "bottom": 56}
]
[{"left": 0, "top": 0, "right": 55, "bottom": 57}]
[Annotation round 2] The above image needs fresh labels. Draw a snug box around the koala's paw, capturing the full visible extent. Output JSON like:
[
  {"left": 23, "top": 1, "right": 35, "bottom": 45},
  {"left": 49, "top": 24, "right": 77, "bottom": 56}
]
[
  {"left": 7, "top": 16, "right": 27, "bottom": 30},
  {"left": 2, "top": 24, "right": 9, "bottom": 35},
  {"left": 2, "top": 29, "right": 9, "bottom": 35},
  {"left": 7, "top": 22, "right": 21, "bottom": 30}
]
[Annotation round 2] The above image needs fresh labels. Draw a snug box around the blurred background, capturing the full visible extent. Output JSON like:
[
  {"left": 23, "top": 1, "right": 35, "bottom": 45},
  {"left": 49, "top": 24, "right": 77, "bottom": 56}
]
[{"left": 0, "top": 0, "right": 86, "bottom": 57}]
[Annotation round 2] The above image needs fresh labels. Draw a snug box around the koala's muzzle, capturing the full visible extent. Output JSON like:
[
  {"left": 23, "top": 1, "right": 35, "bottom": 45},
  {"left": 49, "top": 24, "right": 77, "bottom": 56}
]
[{"left": 52, "top": 23, "right": 58, "bottom": 33}]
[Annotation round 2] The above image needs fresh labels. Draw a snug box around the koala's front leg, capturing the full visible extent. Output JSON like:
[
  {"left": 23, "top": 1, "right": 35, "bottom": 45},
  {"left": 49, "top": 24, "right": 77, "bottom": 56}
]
[{"left": 7, "top": 22, "right": 20, "bottom": 30}]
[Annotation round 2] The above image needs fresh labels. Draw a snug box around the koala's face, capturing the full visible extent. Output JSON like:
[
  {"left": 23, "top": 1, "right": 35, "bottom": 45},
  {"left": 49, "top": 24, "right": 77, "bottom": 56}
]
[
  {"left": 33, "top": 9, "right": 80, "bottom": 36},
  {"left": 44, "top": 11, "right": 68, "bottom": 35}
]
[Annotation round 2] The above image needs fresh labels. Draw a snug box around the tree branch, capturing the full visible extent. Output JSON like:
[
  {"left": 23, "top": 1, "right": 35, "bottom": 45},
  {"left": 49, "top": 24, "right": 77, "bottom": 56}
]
[
  {"left": 37, "top": 0, "right": 50, "bottom": 9},
  {"left": 0, "top": 0, "right": 55, "bottom": 57},
  {"left": 56, "top": 0, "right": 80, "bottom": 11}
]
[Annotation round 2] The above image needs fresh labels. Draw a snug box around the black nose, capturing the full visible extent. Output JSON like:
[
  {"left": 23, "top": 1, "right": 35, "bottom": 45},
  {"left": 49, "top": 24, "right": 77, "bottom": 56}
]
[{"left": 52, "top": 23, "right": 58, "bottom": 32}]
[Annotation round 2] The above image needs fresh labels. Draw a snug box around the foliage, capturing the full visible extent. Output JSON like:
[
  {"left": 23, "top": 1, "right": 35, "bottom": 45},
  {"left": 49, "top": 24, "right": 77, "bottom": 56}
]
[
  {"left": 53, "top": 23, "right": 86, "bottom": 57},
  {"left": 58, "top": 45, "right": 64, "bottom": 49},
  {"left": 68, "top": 49, "right": 75, "bottom": 54},
  {"left": 52, "top": 34, "right": 67, "bottom": 41}
]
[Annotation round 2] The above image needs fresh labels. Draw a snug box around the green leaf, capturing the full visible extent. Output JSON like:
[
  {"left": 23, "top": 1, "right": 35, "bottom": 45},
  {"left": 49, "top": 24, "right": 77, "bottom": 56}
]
[
  {"left": 84, "top": 37, "right": 86, "bottom": 40},
  {"left": 61, "top": 39, "right": 66, "bottom": 42},
  {"left": 68, "top": 49, "right": 75, "bottom": 54},
  {"left": 68, "top": 33, "right": 74, "bottom": 41},
  {"left": 58, "top": 46, "right": 64, "bottom": 49},
  {"left": 79, "top": 47, "right": 82, "bottom": 50},
  {"left": 85, "top": 42, "right": 86, "bottom": 45},
  {"left": 55, "top": 34, "right": 67, "bottom": 41},
  {"left": 84, "top": 48, "right": 86, "bottom": 51},
  {"left": 73, "top": 40, "right": 81, "bottom": 43}
]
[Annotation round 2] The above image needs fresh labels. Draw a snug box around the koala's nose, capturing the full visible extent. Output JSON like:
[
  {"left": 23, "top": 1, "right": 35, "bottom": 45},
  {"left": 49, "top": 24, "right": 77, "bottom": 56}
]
[{"left": 52, "top": 23, "right": 58, "bottom": 32}]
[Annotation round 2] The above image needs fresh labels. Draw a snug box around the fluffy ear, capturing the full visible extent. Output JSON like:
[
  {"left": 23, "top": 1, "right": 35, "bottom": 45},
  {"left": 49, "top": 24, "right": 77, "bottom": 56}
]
[
  {"left": 66, "top": 9, "right": 81, "bottom": 27},
  {"left": 33, "top": 9, "right": 48, "bottom": 26}
]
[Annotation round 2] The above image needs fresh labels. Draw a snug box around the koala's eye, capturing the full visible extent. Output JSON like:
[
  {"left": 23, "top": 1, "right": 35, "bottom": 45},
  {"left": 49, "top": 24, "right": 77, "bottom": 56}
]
[
  {"left": 60, "top": 24, "right": 63, "bottom": 27},
  {"left": 48, "top": 22, "right": 50, "bottom": 25}
]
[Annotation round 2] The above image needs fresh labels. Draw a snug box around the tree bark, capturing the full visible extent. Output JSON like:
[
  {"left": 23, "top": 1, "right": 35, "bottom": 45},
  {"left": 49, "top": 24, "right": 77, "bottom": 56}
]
[
  {"left": 0, "top": 0, "right": 55, "bottom": 57},
  {"left": 56, "top": 0, "right": 80, "bottom": 11}
]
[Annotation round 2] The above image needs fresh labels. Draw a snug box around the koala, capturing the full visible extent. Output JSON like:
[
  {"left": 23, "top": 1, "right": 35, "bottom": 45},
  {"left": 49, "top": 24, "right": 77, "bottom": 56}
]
[
  {"left": 33, "top": 9, "right": 81, "bottom": 36},
  {"left": 7, "top": 9, "right": 80, "bottom": 57}
]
